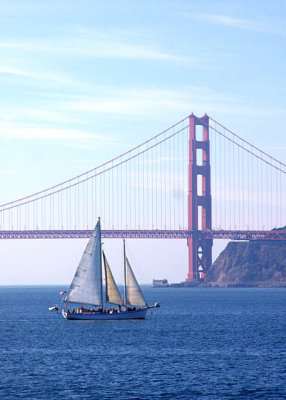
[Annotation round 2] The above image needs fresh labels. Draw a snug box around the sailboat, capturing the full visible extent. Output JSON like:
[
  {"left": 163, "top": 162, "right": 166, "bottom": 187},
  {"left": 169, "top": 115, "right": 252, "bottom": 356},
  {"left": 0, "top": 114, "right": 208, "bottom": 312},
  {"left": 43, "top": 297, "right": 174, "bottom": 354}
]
[{"left": 62, "top": 219, "right": 159, "bottom": 320}]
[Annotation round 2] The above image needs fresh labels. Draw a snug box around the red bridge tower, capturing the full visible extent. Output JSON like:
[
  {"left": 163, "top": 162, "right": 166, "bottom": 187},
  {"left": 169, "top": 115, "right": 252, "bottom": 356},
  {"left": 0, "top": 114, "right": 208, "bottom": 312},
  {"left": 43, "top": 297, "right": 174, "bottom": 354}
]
[{"left": 187, "top": 114, "right": 213, "bottom": 282}]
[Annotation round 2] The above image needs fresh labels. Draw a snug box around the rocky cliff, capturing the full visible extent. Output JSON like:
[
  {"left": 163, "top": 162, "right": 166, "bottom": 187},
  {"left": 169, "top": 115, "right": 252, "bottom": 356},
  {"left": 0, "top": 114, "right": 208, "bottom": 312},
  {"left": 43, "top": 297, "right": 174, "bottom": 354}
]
[{"left": 203, "top": 239, "right": 286, "bottom": 287}]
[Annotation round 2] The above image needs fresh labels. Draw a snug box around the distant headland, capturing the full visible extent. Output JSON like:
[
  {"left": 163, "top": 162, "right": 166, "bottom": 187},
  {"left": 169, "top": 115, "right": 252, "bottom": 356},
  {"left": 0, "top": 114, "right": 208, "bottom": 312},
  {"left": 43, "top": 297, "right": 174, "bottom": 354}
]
[
  {"left": 153, "top": 227, "right": 286, "bottom": 288},
  {"left": 202, "top": 236, "right": 286, "bottom": 288}
]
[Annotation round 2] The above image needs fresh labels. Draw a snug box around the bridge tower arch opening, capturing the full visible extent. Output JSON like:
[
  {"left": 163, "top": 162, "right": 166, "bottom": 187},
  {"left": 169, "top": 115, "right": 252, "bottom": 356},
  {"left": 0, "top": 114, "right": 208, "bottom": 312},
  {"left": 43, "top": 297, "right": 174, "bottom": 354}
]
[{"left": 187, "top": 113, "right": 213, "bottom": 282}]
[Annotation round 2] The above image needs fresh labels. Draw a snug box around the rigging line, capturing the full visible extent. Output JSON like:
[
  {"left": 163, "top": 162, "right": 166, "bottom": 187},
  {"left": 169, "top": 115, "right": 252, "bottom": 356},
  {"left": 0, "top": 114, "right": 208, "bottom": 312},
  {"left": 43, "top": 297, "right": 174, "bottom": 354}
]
[
  {"left": 0, "top": 125, "right": 189, "bottom": 213},
  {"left": 208, "top": 116, "right": 286, "bottom": 168},
  {"left": 0, "top": 116, "right": 189, "bottom": 208}
]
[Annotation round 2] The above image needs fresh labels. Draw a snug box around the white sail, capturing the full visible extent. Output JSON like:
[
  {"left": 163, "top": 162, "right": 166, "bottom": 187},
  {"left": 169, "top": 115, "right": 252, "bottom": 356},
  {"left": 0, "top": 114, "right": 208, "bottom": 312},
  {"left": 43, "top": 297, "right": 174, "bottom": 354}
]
[
  {"left": 103, "top": 251, "right": 123, "bottom": 305},
  {"left": 126, "top": 257, "right": 147, "bottom": 307},
  {"left": 65, "top": 220, "right": 102, "bottom": 306}
]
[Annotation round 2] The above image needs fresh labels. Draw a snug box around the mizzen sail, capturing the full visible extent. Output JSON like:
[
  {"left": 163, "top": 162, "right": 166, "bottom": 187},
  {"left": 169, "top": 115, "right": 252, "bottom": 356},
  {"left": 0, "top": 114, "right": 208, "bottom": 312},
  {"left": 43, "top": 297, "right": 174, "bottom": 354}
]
[
  {"left": 126, "top": 257, "right": 147, "bottom": 307},
  {"left": 65, "top": 220, "right": 103, "bottom": 306},
  {"left": 103, "top": 251, "right": 123, "bottom": 305}
]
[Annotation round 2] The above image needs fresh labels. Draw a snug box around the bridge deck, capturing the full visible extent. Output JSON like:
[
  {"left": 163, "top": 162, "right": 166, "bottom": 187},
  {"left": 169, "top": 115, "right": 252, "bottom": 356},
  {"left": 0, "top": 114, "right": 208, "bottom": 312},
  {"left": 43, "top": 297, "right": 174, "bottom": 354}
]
[{"left": 0, "top": 229, "right": 285, "bottom": 240}]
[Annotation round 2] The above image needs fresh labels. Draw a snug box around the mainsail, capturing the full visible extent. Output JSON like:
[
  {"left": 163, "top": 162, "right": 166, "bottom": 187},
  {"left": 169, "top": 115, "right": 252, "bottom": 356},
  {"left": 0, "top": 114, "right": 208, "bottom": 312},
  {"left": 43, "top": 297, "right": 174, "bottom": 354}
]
[
  {"left": 126, "top": 257, "right": 147, "bottom": 307},
  {"left": 103, "top": 251, "right": 123, "bottom": 305},
  {"left": 65, "top": 220, "right": 103, "bottom": 306}
]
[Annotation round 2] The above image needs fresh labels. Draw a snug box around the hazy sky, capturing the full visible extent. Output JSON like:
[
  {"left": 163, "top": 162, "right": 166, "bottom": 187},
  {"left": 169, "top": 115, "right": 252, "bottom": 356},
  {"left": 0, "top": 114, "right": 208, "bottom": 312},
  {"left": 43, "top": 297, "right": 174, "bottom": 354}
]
[{"left": 0, "top": 0, "right": 285, "bottom": 285}]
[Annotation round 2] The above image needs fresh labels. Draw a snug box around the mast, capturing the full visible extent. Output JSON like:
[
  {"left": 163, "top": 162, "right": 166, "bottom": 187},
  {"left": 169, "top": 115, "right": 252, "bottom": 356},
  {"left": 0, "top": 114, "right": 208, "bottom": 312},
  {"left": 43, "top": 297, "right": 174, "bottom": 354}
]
[
  {"left": 99, "top": 217, "right": 103, "bottom": 309},
  {"left": 123, "top": 239, "right": 127, "bottom": 307}
]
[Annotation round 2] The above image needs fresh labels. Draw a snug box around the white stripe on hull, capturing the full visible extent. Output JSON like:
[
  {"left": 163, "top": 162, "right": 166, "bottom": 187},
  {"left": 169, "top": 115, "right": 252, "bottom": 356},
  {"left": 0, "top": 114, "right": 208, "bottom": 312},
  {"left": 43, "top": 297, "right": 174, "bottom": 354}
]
[{"left": 62, "top": 308, "right": 148, "bottom": 320}]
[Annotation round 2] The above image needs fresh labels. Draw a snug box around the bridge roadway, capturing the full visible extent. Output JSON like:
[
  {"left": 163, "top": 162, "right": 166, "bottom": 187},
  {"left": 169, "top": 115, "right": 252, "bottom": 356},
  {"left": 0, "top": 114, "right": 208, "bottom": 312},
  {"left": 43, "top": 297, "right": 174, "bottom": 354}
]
[{"left": 0, "top": 229, "right": 285, "bottom": 240}]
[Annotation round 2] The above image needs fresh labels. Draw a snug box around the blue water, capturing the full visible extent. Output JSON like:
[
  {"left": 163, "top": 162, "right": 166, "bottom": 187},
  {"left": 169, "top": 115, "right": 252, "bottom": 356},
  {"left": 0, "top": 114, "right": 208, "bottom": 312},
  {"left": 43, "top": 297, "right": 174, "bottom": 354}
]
[{"left": 0, "top": 287, "right": 285, "bottom": 399}]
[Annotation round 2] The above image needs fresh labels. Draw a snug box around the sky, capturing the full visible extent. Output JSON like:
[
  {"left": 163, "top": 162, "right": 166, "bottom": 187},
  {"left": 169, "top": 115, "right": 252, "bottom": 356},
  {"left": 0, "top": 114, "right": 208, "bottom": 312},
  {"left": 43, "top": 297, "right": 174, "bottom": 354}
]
[{"left": 0, "top": 0, "right": 285, "bottom": 285}]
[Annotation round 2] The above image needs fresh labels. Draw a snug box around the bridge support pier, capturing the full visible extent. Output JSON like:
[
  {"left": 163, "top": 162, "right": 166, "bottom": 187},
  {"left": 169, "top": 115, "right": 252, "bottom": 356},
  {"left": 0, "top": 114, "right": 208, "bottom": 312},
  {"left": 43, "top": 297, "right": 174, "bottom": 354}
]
[{"left": 187, "top": 114, "right": 213, "bottom": 282}]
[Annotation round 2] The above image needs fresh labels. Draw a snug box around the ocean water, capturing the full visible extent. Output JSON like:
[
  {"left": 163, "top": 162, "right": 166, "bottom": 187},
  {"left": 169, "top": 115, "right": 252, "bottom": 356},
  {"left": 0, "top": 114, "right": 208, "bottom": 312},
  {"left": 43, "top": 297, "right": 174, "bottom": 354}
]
[{"left": 0, "top": 287, "right": 285, "bottom": 400}]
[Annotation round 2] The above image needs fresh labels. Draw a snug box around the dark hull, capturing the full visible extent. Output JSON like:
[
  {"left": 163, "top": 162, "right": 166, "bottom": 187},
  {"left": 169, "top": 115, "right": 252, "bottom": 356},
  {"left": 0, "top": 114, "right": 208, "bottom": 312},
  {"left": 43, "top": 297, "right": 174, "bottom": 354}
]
[{"left": 62, "top": 308, "right": 148, "bottom": 320}]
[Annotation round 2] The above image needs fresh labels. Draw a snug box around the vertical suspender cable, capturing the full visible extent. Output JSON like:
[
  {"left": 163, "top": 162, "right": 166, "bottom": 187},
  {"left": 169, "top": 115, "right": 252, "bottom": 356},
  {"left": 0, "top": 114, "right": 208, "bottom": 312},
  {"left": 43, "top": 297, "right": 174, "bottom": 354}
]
[
  {"left": 219, "top": 132, "right": 222, "bottom": 228},
  {"left": 177, "top": 129, "right": 180, "bottom": 229},
  {"left": 121, "top": 157, "right": 123, "bottom": 229},
  {"left": 224, "top": 132, "right": 226, "bottom": 229},
  {"left": 165, "top": 134, "right": 167, "bottom": 229},
  {"left": 257, "top": 152, "right": 259, "bottom": 229},
  {"left": 260, "top": 153, "right": 262, "bottom": 229},
  {"left": 247, "top": 151, "right": 249, "bottom": 229},
  {"left": 229, "top": 136, "right": 231, "bottom": 229},
  {"left": 138, "top": 149, "right": 140, "bottom": 229},
  {"left": 169, "top": 135, "right": 171, "bottom": 229}
]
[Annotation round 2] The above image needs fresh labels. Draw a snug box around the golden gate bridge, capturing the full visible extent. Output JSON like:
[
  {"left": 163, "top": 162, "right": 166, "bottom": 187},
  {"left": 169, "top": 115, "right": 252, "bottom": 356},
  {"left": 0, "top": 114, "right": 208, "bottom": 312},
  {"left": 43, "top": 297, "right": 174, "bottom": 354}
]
[{"left": 0, "top": 114, "right": 285, "bottom": 282}]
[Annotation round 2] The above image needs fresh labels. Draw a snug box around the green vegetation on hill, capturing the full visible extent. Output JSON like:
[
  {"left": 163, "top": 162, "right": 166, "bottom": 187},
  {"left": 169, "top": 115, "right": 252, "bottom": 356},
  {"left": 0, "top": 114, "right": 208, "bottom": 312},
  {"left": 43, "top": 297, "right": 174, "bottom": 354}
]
[{"left": 204, "top": 240, "right": 286, "bottom": 287}]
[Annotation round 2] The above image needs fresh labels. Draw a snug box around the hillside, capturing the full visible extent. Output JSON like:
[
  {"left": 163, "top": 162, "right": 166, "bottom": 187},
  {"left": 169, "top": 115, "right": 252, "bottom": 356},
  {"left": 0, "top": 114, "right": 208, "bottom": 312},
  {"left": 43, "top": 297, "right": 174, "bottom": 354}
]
[{"left": 203, "top": 240, "right": 286, "bottom": 287}]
